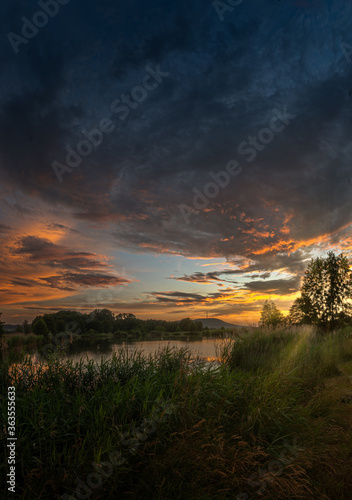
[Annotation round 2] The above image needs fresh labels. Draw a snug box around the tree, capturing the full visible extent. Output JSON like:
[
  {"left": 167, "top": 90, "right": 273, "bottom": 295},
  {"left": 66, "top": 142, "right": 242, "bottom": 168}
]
[
  {"left": 299, "top": 251, "right": 352, "bottom": 331},
  {"left": 102, "top": 319, "right": 112, "bottom": 333},
  {"left": 43, "top": 314, "right": 57, "bottom": 334},
  {"left": 0, "top": 313, "right": 5, "bottom": 337},
  {"left": 33, "top": 318, "right": 50, "bottom": 337},
  {"left": 23, "top": 320, "right": 30, "bottom": 334},
  {"left": 0, "top": 313, "right": 5, "bottom": 362},
  {"left": 56, "top": 319, "right": 66, "bottom": 333},
  {"left": 194, "top": 321, "right": 203, "bottom": 332},
  {"left": 287, "top": 296, "right": 314, "bottom": 326},
  {"left": 179, "top": 318, "right": 196, "bottom": 332},
  {"left": 155, "top": 324, "right": 166, "bottom": 332},
  {"left": 259, "top": 300, "right": 284, "bottom": 329}
]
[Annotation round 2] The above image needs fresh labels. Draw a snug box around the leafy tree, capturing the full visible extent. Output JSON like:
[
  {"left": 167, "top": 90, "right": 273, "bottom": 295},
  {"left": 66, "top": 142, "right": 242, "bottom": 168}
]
[
  {"left": 155, "top": 324, "right": 166, "bottom": 332},
  {"left": 300, "top": 251, "right": 352, "bottom": 331},
  {"left": 102, "top": 319, "right": 112, "bottom": 333},
  {"left": 0, "top": 313, "right": 5, "bottom": 362},
  {"left": 93, "top": 309, "right": 115, "bottom": 323},
  {"left": 179, "top": 318, "right": 196, "bottom": 332},
  {"left": 116, "top": 313, "right": 138, "bottom": 331},
  {"left": 90, "top": 318, "right": 103, "bottom": 333},
  {"left": 31, "top": 316, "right": 42, "bottom": 330},
  {"left": 23, "top": 320, "right": 30, "bottom": 334},
  {"left": 15, "top": 325, "right": 23, "bottom": 333},
  {"left": 55, "top": 310, "right": 86, "bottom": 335},
  {"left": 287, "top": 296, "right": 314, "bottom": 326},
  {"left": 194, "top": 321, "right": 203, "bottom": 332},
  {"left": 43, "top": 314, "right": 57, "bottom": 334},
  {"left": 259, "top": 300, "right": 284, "bottom": 329},
  {"left": 33, "top": 318, "right": 50, "bottom": 337},
  {"left": 56, "top": 319, "right": 66, "bottom": 333},
  {"left": 0, "top": 313, "right": 5, "bottom": 336}
]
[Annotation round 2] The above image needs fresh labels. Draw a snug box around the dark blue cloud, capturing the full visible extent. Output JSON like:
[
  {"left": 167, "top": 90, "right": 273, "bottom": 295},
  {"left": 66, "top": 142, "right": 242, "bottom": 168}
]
[{"left": 1, "top": 0, "right": 352, "bottom": 268}]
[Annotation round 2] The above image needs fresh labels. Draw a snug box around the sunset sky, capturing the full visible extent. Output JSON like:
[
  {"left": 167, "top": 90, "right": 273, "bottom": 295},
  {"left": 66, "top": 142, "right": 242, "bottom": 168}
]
[{"left": 1, "top": 0, "right": 352, "bottom": 324}]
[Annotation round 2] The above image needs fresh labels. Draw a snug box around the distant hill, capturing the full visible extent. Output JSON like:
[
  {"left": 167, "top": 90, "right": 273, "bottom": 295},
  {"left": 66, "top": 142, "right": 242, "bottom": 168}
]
[
  {"left": 195, "top": 318, "right": 242, "bottom": 330},
  {"left": 3, "top": 324, "right": 19, "bottom": 332}
]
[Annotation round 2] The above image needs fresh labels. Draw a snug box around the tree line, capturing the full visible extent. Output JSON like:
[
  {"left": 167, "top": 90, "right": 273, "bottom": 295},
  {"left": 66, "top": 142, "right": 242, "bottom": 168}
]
[
  {"left": 10, "top": 310, "right": 204, "bottom": 337},
  {"left": 260, "top": 251, "right": 352, "bottom": 332}
]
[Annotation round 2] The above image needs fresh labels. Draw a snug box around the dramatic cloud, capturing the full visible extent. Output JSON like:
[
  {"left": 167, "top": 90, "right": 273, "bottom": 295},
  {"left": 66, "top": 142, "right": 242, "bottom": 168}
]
[
  {"left": 149, "top": 291, "right": 207, "bottom": 303},
  {"left": 242, "top": 277, "right": 300, "bottom": 295},
  {"left": 13, "top": 236, "right": 97, "bottom": 263},
  {"left": 1, "top": 0, "right": 352, "bottom": 322},
  {"left": 170, "top": 270, "right": 272, "bottom": 284},
  {"left": 40, "top": 272, "right": 131, "bottom": 291},
  {"left": 0, "top": 223, "right": 12, "bottom": 233}
]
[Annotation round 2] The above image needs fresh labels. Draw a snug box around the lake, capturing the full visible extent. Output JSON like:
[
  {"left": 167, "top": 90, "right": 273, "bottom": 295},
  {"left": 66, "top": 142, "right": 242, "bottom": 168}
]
[{"left": 28, "top": 335, "right": 234, "bottom": 365}]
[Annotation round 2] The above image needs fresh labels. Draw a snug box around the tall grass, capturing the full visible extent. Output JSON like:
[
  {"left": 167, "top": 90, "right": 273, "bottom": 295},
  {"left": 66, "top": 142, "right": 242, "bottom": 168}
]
[
  {"left": 1, "top": 334, "right": 45, "bottom": 366},
  {"left": 1, "top": 328, "right": 352, "bottom": 499}
]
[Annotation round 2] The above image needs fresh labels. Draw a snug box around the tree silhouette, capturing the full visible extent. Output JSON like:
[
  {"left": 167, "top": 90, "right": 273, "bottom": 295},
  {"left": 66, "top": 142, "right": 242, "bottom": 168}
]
[
  {"left": 259, "top": 300, "right": 284, "bottom": 329},
  {"left": 23, "top": 320, "right": 30, "bottom": 334},
  {"left": 33, "top": 318, "right": 50, "bottom": 337},
  {"left": 0, "top": 313, "right": 5, "bottom": 352},
  {"left": 0, "top": 313, "right": 4, "bottom": 363},
  {"left": 287, "top": 296, "right": 315, "bottom": 326},
  {"left": 299, "top": 251, "right": 352, "bottom": 331},
  {"left": 0, "top": 312, "right": 5, "bottom": 337}
]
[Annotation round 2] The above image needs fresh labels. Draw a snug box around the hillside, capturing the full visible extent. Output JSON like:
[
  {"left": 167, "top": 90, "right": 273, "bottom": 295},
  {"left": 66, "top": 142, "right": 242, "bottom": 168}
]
[
  {"left": 3, "top": 324, "right": 19, "bottom": 332},
  {"left": 195, "top": 318, "right": 242, "bottom": 329}
]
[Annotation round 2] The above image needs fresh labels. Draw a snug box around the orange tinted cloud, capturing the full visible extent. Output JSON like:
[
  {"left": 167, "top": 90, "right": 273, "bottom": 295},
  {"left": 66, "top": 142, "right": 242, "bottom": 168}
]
[{"left": 0, "top": 233, "right": 132, "bottom": 311}]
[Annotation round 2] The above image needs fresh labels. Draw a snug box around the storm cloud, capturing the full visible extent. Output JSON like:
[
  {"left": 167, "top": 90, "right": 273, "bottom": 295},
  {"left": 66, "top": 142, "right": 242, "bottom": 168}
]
[{"left": 1, "top": 0, "right": 352, "bottom": 322}]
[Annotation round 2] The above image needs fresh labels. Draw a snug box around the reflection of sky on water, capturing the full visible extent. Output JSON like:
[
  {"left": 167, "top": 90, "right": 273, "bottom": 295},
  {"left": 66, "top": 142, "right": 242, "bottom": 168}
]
[
  {"left": 9, "top": 339, "right": 234, "bottom": 383},
  {"left": 54, "top": 337, "right": 231, "bottom": 365}
]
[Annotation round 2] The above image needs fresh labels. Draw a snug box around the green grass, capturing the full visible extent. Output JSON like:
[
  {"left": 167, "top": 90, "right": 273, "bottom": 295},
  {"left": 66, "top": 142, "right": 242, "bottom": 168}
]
[{"left": 1, "top": 328, "right": 352, "bottom": 499}]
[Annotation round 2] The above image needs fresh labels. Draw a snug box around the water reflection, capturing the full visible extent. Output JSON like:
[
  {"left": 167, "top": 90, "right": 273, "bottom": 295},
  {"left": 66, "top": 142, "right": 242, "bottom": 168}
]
[
  {"left": 65, "top": 337, "right": 229, "bottom": 365},
  {"left": 8, "top": 361, "right": 49, "bottom": 386},
  {"left": 9, "top": 337, "right": 231, "bottom": 374}
]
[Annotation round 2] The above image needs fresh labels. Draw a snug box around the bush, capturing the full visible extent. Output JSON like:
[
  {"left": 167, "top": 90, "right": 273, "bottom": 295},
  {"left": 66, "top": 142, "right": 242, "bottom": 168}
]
[
  {"left": 86, "top": 329, "right": 97, "bottom": 335},
  {"left": 33, "top": 318, "right": 50, "bottom": 337}
]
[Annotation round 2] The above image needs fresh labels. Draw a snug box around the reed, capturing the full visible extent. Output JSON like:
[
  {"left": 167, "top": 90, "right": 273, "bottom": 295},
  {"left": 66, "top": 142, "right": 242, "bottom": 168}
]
[{"left": 1, "top": 329, "right": 352, "bottom": 499}]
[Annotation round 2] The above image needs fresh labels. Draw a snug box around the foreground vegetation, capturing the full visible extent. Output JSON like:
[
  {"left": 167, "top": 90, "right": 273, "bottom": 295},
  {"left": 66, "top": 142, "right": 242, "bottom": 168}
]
[{"left": 1, "top": 326, "right": 352, "bottom": 499}]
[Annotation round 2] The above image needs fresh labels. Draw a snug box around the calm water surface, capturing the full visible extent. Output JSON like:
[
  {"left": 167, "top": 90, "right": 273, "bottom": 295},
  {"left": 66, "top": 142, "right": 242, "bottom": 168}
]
[{"left": 30, "top": 336, "right": 233, "bottom": 365}]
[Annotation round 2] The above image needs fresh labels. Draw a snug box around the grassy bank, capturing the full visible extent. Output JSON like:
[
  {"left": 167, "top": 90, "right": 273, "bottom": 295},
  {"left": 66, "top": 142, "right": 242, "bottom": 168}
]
[
  {"left": 1, "top": 327, "right": 352, "bottom": 499},
  {"left": 0, "top": 334, "right": 45, "bottom": 366}
]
